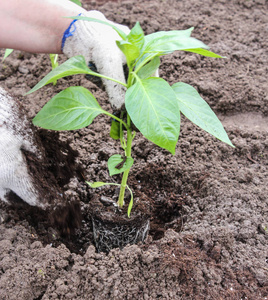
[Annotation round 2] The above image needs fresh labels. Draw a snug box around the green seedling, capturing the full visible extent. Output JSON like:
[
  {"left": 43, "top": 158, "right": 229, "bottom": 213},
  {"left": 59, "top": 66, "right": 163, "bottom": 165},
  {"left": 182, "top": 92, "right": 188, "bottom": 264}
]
[
  {"left": 49, "top": 54, "right": 59, "bottom": 85},
  {"left": 26, "top": 19, "right": 234, "bottom": 217},
  {"left": 37, "top": 269, "right": 45, "bottom": 278},
  {"left": 2, "top": 49, "right": 13, "bottom": 61}
]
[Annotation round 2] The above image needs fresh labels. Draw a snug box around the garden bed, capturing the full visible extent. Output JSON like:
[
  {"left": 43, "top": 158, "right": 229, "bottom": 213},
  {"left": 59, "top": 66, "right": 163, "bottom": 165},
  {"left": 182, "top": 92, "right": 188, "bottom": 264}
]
[{"left": 0, "top": 0, "right": 267, "bottom": 299}]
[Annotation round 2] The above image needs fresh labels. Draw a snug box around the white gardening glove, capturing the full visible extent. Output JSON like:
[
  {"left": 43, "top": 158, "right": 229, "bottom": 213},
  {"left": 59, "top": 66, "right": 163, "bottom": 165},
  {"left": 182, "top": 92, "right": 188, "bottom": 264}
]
[
  {"left": 0, "top": 87, "right": 45, "bottom": 207},
  {"left": 0, "top": 87, "right": 81, "bottom": 232},
  {"left": 62, "top": 10, "right": 130, "bottom": 111}
]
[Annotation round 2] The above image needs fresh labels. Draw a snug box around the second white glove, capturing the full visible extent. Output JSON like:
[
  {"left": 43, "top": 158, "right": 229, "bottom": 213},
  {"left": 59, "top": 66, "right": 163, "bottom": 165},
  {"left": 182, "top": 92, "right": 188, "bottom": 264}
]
[{"left": 62, "top": 10, "right": 130, "bottom": 111}]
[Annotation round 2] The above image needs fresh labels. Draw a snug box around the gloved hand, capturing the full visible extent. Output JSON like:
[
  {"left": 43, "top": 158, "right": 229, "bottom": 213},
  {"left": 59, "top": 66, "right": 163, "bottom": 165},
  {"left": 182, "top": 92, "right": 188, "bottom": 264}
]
[
  {"left": 0, "top": 87, "right": 44, "bottom": 207},
  {"left": 0, "top": 87, "right": 81, "bottom": 232},
  {"left": 62, "top": 10, "right": 130, "bottom": 111}
]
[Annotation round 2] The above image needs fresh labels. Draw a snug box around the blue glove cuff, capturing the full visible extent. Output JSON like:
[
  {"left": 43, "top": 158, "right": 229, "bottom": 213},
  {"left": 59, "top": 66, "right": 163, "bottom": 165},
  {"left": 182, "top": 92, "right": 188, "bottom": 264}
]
[{"left": 61, "top": 13, "right": 82, "bottom": 51}]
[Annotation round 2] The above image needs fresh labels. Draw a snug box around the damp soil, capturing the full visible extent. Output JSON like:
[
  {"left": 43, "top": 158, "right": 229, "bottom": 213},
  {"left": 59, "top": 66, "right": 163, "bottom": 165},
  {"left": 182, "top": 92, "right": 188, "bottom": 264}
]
[{"left": 0, "top": 0, "right": 268, "bottom": 299}]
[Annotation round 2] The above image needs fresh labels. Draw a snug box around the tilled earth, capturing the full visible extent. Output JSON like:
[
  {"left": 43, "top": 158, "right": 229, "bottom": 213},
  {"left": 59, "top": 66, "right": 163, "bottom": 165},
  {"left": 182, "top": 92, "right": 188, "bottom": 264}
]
[{"left": 0, "top": 0, "right": 267, "bottom": 299}]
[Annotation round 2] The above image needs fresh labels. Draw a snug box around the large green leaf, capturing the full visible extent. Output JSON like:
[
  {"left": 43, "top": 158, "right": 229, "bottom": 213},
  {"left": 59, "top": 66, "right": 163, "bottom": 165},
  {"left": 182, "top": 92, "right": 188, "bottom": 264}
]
[
  {"left": 135, "top": 28, "right": 222, "bottom": 71},
  {"left": 144, "top": 28, "right": 192, "bottom": 45},
  {"left": 26, "top": 55, "right": 126, "bottom": 95},
  {"left": 108, "top": 154, "right": 134, "bottom": 176},
  {"left": 135, "top": 29, "right": 194, "bottom": 70},
  {"left": 33, "top": 86, "right": 105, "bottom": 130},
  {"left": 172, "top": 82, "right": 234, "bottom": 147},
  {"left": 144, "top": 29, "right": 209, "bottom": 54},
  {"left": 126, "top": 77, "right": 180, "bottom": 154}
]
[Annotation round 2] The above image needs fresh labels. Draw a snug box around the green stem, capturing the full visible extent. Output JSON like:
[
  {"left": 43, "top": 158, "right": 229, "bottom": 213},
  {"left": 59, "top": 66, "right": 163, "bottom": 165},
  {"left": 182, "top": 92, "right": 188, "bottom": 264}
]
[
  {"left": 117, "top": 114, "right": 133, "bottom": 208},
  {"left": 90, "top": 72, "right": 127, "bottom": 88},
  {"left": 104, "top": 111, "right": 129, "bottom": 130}
]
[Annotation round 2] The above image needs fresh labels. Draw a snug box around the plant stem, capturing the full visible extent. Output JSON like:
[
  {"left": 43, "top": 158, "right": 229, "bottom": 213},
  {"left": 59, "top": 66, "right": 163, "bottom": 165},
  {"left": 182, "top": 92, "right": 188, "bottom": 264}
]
[{"left": 117, "top": 114, "right": 133, "bottom": 208}]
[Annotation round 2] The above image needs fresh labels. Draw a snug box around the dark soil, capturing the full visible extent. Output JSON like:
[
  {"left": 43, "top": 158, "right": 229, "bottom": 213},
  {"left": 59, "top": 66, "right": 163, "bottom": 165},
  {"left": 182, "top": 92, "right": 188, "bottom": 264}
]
[{"left": 0, "top": 0, "right": 267, "bottom": 299}]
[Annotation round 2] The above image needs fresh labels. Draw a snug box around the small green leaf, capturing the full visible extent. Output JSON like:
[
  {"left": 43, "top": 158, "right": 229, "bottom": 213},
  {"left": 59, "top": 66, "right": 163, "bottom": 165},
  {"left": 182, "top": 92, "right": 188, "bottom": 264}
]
[
  {"left": 184, "top": 48, "right": 224, "bottom": 58},
  {"left": 86, "top": 181, "right": 120, "bottom": 188},
  {"left": 116, "top": 22, "right": 145, "bottom": 66},
  {"left": 137, "top": 57, "right": 160, "bottom": 79},
  {"left": 126, "top": 77, "right": 180, "bottom": 154},
  {"left": 110, "top": 119, "right": 120, "bottom": 140},
  {"left": 116, "top": 40, "right": 140, "bottom": 65},
  {"left": 172, "top": 82, "right": 234, "bottom": 147},
  {"left": 2, "top": 49, "right": 14, "bottom": 61},
  {"left": 49, "top": 54, "right": 59, "bottom": 69},
  {"left": 33, "top": 86, "right": 105, "bottom": 130},
  {"left": 127, "top": 22, "right": 144, "bottom": 51},
  {"left": 69, "top": 0, "right": 82, "bottom": 6},
  {"left": 108, "top": 154, "right": 134, "bottom": 176}
]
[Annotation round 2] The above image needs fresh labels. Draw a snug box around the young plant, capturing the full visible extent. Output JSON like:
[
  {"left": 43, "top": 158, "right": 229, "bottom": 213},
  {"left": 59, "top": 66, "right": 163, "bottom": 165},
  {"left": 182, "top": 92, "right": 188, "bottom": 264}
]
[
  {"left": 26, "top": 19, "right": 234, "bottom": 217},
  {"left": 49, "top": 54, "right": 59, "bottom": 85},
  {"left": 2, "top": 49, "right": 14, "bottom": 61}
]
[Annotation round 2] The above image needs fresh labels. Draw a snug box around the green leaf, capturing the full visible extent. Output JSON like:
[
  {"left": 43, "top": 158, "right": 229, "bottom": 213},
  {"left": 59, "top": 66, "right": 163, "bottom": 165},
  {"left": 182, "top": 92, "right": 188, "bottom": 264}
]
[
  {"left": 135, "top": 28, "right": 212, "bottom": 72},
  {"left": 108, "top": 154, "right": 134, "bottom": 176},
  {"left": 2, "top": 49, "right": 14, "bottom": 61},
  {"left": 26, "top": 56, "right": 126, "bottom": 95},
  {"left": 144, "top": 28, "right": 208, "bottom": 54},
  {"left": 116, "top": 22, "right": 145, "bottom": 66},
  {"left": 126, "top": 77, "right": 180, "bottom": 154},
  {"left": 86, "top": 181, "right": 120, "bottom": 188},
  {"left": 26, "top": 56, "right": 92, "bottom": 94},
  {"left": 137, "top": 57, "right": 160, "bottom": 79},
  {"left": 127, "top": 22, "right": 144, "bottom": 51},
  {"left": 172, "top": 82, "right": 234, "bottom": 147},
  {"left": 66, "top": 16, "right": 127, "bottom": 40},
  {"left": 33, "top": 86, "right": 105, "bottom": 130},
  {"left": 110, "top": 119, "right": 120, "bottom": 140},
  {"left": 184, "top": 48, "right": 224, "bottom": 58},
  {"left": 69, "top": 0, "right": 82, "bottom": 6},
  {"left": 116, "top": 40, "right": 140, "bottom": 65},
  {"left": 49, "top": 54, "right": 59, "bottom": 69}
]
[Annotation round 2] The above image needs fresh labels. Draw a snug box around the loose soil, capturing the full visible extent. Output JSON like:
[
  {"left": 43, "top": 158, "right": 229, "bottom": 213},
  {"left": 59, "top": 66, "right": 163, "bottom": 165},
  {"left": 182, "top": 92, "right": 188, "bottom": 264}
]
[{"left": 0, "top": 0, "right": 267, "bottom": 299}]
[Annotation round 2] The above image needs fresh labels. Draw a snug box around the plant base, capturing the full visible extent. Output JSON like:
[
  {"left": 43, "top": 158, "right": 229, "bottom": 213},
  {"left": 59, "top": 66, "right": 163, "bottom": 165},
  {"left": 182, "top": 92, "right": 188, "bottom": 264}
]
[{"left": 92, "top": 210, "right": 150, "bottom": 253}]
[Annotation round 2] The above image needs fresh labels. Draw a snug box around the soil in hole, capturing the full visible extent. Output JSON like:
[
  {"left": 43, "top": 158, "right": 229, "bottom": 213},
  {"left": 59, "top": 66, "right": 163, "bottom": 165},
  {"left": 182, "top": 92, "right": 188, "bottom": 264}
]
[{"left": 3, "top": 164, "right": 186, "bottom": 255}]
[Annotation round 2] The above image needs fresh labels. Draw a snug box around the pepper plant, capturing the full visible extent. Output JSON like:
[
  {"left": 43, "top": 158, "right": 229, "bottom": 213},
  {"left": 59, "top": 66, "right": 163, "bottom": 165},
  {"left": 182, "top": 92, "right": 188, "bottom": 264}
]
[{"left": 26, "top": 18, "right": 233, "bottom": 217}]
